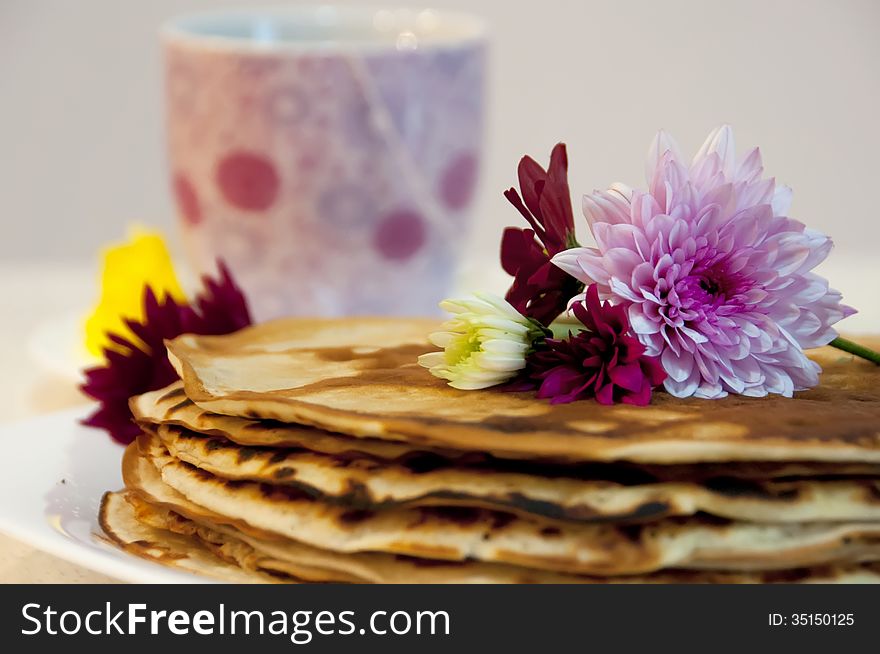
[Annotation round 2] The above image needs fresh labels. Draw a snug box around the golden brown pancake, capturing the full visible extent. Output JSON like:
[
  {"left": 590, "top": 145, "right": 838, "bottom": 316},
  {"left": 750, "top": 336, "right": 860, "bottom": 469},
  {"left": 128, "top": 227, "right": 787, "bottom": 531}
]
[
  {"left": 133, "top": 382, "right": 880, "bottom": 480},
  {"left": 166, "top": 318, "right": 880, "bottom": 464},
  {"left": 109, "top": 445, "right": 880, "bottom": 584},
  {"left": 154, "top": 422, "right": 880, "bottom": 525},
  {"left": 132, "top": 433, "right": 880, "bottom": 577},
  {"left": 99, "top": 491, "right": 287, "bottom": 583}
]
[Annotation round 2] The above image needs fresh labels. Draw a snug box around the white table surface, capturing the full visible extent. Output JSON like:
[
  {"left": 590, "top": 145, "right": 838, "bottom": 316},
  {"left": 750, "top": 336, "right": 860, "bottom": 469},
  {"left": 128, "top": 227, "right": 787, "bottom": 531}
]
[{"left": 0, "top": 257, "right": 877, "bottom": 583}]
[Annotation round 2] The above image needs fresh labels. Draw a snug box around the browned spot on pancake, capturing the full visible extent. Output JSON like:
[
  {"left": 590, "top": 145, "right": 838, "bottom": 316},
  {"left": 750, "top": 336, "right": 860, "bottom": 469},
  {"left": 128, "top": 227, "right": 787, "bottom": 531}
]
[
  {"left": 398, "top": 451, "right": 452, "bottom": 474},
  {"left": 269, "top": 450, "right": 290, "bottom": 463},
  {"left": 394, "top": 554, "right": 467, "bottom": 568},
  {"left": 703, "top": 477, "right": 802, "bottom": 501},
  {"left": 167, "top": 400, "right": 190, "bottom": 414},
  {"left": 273, "top": 467, "right": 296, "bottom": 479},
  {"left": 758, "top": 567, "right": 819, "bottom": 583},
  {"left": 235, "top": 447, "right": 263, "bottom": 462},
  {"left": 256, "top": 482, "right": 314, "bottom": 502},
  {"left": 490, "top": 512, "right": 516, "bottom": 530},
  {"left": 241, "top": 419, "right": 278, "bottom": 431},
  {"left": 204, "top": 438, "right": 230, "bottom": 452},
  {"left": 158, "top": 386, "right": 187, "bottom": 402},
  {"left": 540, "top": 526, "right": 562, "bottom": 537},
  {"left": 415, "top": 506, "right": 485, "bottom": 526},
  {"left": 865, "top": 482, "right": 880, "bottom": 503},
  {"left": 614, "top": 524, "right": 647, "bottom": 544},
  {"left": 500, "top": 492, "right": 580, "bottom": 521},
  {"left": 341, "top": 479, "right": 374, "bottom": 505},
  {"left": 338, "top": 508, "right": 375, "bottom": 524}
]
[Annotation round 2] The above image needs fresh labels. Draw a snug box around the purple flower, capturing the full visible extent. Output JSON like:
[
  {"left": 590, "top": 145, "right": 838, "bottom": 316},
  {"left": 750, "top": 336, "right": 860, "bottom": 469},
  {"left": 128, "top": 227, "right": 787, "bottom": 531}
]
[
  {"left": 524, "top": 284, "right": 666, "bottom": 405},
  {"left": 553, "top": 126, "right": 855, "bottom": 399},
  {"left": 81, "top": 261, "right": 252, "bottom": 443}
]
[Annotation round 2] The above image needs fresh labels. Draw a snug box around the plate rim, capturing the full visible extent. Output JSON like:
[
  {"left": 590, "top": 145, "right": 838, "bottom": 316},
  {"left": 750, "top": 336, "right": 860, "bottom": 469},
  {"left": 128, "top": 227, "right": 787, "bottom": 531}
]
[{"left": 0, "top": 407, "right": 215, "bottom": 584}]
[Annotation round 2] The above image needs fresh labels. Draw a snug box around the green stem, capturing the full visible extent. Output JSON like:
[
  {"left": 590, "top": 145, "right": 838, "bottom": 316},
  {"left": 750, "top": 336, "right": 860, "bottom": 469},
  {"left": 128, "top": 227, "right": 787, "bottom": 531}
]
[{"left": 830, "top": 337, "right": 880, "bottom": 365}]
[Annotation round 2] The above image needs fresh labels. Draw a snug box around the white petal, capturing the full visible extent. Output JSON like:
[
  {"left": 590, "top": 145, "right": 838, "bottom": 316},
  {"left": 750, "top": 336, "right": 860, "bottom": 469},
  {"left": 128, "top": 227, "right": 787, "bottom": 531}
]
[
  {"left": 628, "top": 306, "right": 662, "bottom": 335},
  {"left": 449, "top": 377, "right": 506, "bottom": 390},
  {"left": 664, "top": 371, "right": 700, "bottom": 398},
  {"left": 662, "top": 348, "right": 695, "bottom": 383},
  {"left": 471, "top": 316, "right": 530, "bottom": 334},
  {"left": 417, "top": 352, "right": 446, "bottom": 368},
  {"left": 771, "top": 185, "right": 793, "bottom": 216},
  {"left": 694, "top": 382, "right": 728, "bottom": 399},
  {"left": 694, "top": 124, "right": 736, "bottom": 178},
  {"left": 609, "top": 277, "right": 643, "bottom": 303},
  {"left": 472, "top": 291, "right": 524, "bottom": 321},
  {"left": 480, "top": 339, "right": 529, "bottom": 354},
  {"left": 609, "top": 182, "right": 634, "bottom": 202},
  {"left": 646, "top": 129, "right": 684, "bottom": 182},
  {"left": 438, "top": 299, "right": 468, "bottom": 314},
  {"left": 427, "top": 331, "right": 458, "bottom": 348},
  {"left": 471, "top": 353, "right": 526, "bottom": 372}
]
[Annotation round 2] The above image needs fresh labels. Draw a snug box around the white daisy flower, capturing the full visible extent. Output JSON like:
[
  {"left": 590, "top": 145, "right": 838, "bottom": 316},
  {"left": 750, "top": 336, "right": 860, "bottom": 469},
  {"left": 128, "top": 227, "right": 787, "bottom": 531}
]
[{"left": 418, "top": 292, "right": 545, "bottom": 390}]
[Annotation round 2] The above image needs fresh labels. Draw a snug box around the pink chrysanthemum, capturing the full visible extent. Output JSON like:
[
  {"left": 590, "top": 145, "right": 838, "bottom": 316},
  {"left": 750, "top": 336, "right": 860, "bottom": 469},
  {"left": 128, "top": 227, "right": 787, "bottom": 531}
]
[{"left": 553, "top": 125, "right": 855, "bottom": 399}]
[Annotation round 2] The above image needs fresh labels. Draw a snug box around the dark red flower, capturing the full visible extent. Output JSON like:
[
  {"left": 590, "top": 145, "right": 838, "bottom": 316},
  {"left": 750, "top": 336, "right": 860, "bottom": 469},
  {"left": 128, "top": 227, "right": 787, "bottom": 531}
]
[
  {"left": 500, "top": 143, "right": 582, "bottom": 326},
  {"left": 523, "top": 285, "right": 666, "bottom": 405},
  {"left": 80, "top": 261, "right": 252, "bottom": 443},
  {"left": 188, "top": 261, "right": 252, "bottom": 336}
]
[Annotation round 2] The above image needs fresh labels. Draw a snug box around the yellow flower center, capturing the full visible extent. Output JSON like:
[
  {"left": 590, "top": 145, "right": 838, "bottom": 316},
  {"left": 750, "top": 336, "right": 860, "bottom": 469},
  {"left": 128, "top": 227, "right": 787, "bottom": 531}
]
[{"left": 445, "top": 326, "right": 482, "bottom": 367}]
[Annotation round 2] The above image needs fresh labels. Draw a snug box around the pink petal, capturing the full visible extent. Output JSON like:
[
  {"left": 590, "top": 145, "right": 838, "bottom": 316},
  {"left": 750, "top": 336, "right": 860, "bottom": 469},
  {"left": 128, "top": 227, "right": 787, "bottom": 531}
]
[
  {"left": 645, "top": 129, "right": 684, "bottom": 183},
  {"left": 551, "top": 248, "right": 608, "bottom": 285},
  {"left": 661, "top": 348, "right": 694, "bottom": 383},
  {"left": 609, "top": 362, "right": 646, "bottom": 392},
  {"left": 693, "top": 125, "right": 736, "bottom": 178}
]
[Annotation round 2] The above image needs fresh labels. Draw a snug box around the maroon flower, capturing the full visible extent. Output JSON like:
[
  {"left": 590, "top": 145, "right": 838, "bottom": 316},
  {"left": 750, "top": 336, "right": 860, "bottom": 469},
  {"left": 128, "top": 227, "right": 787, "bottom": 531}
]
[
  {"left": 524, "top": 285, "right": 666, "bottom": 405},
  {"left": 500, "top": 143, "right": 582, "bottom": 326},
  {"left": 188, "top": 262, "right": 252, "bottom": 336},
  {"left": 81, "top": 261, "right": 252, "bottom": 443}
]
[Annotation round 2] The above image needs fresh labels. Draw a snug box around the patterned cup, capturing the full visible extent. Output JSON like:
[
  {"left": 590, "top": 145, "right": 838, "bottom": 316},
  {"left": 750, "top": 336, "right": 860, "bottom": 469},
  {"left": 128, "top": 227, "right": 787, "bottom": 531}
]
[{"left": 162, "top": 7, "right": 486, "bottom": 320}]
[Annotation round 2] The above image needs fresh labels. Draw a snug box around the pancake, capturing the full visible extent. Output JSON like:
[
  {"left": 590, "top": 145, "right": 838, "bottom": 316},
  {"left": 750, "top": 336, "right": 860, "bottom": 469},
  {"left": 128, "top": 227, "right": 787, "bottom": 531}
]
[
  {"left": 115, "top": 445, "right": 880, "bottom": 584},
  {"left": 121, "top": 492, "right": 362, "bottom": 583},
  {"left": 99, "top": 490, "right": 286, "bottom": 583},
  {"left": 133, "top": 382, "right": 880, "bottom": 480},
  {"left": 132, "top": 383, "right": 461, "bottom": 461},
  {"left": 133, "top": 434, "right": 880, "bottom": 576},
  {"left": 166, "top": 318, "right": 880, "bottom": 464},
  {"left": 155, "top": 423, "right": 880, "bottom": 524}
]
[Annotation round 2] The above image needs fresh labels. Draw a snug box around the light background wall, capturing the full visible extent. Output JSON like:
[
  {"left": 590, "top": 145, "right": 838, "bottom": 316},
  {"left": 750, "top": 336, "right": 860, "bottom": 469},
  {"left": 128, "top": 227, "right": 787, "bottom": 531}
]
[{"left": 1, "top": 0, "right": 878, "bottom": 272}]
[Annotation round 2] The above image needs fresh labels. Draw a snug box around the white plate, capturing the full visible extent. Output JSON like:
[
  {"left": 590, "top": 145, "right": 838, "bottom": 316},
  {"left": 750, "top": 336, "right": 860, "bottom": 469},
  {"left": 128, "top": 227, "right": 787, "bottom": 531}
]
[
  {"left": 27, "top": 311, "right": 97, "bottom": 382},
  {"left": 0, "top": 407, "right": 213, "bottom": 583}
]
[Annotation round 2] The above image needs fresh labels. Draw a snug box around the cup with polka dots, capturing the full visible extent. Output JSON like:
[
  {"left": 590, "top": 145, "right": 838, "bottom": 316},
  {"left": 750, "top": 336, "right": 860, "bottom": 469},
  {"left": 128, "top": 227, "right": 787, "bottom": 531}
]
[{"left": 163, "top": 7, "right": 486, "bottom": 319}]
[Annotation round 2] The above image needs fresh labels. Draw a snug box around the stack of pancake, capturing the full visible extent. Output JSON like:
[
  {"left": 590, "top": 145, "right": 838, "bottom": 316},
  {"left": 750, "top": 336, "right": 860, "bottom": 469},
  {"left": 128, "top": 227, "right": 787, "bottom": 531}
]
[{"left": 100, "top": 318, "right": 880, "bottom": 583}]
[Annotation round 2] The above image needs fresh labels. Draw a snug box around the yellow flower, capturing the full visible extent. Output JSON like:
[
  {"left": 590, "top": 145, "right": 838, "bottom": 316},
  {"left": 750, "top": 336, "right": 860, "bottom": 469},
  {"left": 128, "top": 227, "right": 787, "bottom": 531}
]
[{"left": 84, "top": 228, "right": 186, "bottom": 357}]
